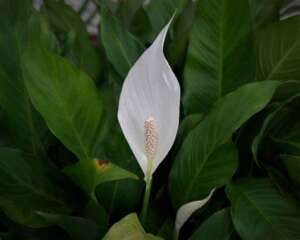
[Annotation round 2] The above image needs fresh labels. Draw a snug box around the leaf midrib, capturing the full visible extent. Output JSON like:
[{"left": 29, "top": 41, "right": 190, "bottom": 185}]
[
  {"left": 217, "top": 0, "right": 225, "bottom": 98},
  {"left": 52, "top": 59, "right": 91, "bottom": 161},
  {"left": 265, "top": 32, "right": 300, "bottom": 80},
  {"left": 237, "top": 186, "right": 289, "bottom": 240},
  {"left": 0, "top": 161, "right": 64, "bottom": 206}
]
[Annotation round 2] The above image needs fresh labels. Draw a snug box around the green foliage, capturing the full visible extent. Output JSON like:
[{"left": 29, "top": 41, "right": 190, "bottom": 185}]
[
  {"left": 0, "top": 0, "right": 299, "bottom": 239},
  {"left": 227, "top": 178, "right": 300, "bottom": 240},
  {"left": 0, "top": 148, "right": 68, "bottom": 227},
  {"left": 190, "top": 208, "right": 237, "bottom": 240},
  {"left": 183, "top": 0, "right": 255, "bottom": 114},
  {"left": 100, "top": 7, "right": 144, "bottom": 78},
  {"left": 170, "top": 81, "right": 280, "bottom": 207},
  {"left": 103, "top": 213, "right": 162, "bottom": 240}
]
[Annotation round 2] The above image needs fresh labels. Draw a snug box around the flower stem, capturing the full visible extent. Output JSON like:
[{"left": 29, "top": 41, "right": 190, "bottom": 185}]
[
  {"left": 141, "top": 176, "right": 152, "bottom": 225},
  {"left": 141, "top": 159, "right": 153, "bottom": 226}
]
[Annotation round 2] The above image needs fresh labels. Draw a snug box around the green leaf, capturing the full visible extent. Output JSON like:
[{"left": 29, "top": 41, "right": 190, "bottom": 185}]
[
  {"left": 95, "top": 179, "right": 144, "bottom": 222},
  {"left": 281, "top": 154, "right": 300, "bottom": 186},
  {"left": 37, "top": 212, "right": 103, "bottom": 240},
  {"left": 117, "top": 0, "right": 144, "bottom": 27},
  {"left": 256, "top": 17, "right": 300, "bottom": 81},
  {"left": 170, "top": 143, "right": 237, "bottom": 209},
  {"left": 0, "top": 0, "right": 32, "bottom": 27},
  {"left": 252, "top": 93, "right": 300, "bottom": 163},
  {"left": 129, "top": 6, "right": 153, "bottom": 44},
  {"left": 64, "top": 159, "right": 138, "bottom": 196},
  {"left": 103, "top": 213, "right": 162, "bottom": 240},
  {"left": 169, "top": 81, "right": 281, "bottom": 208},
  {"left": 145, "top": 0, "right": 188, "bottom": 36},
  {"left": 0, "top": 148, "right": 68, "bottom": 227},
  {"left": 175, "top": 113, "right": 203, "bottom": 149},
  {"left": 249, "top": 0, "right": 283, "bottom": 29},
  {"left": 190, "top": 208, "right": 237, "bottom": 240},
  {"left": 227, "top": 178, "right": 300, "bottom": 240},
  {"left": 100, "top": 7, "right": 144, "bottom": 78},
  {"left": 42, "top": 0, "right": 102, "bottom": 78},
  {"left": 0, "top": 2, "right": 45, "bottom": 158},
  {"left": 183, "top": 0, "right": 255, "bottom": 114},
  {"left": 22, "top": 45, "right": 103, "bottom": 162},
  {"left": 274, "top": 133, "right": 300, "bottom": 155},
  {"left": 167, "top": 0, "right": 198, "bottom": 68}
]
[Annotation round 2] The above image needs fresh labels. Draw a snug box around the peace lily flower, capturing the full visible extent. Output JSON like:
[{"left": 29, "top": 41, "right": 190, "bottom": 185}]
[{"left": 118, "top": 18, "right": 180, "bottom": 222}]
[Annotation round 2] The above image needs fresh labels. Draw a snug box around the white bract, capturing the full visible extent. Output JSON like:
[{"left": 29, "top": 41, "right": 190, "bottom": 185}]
[
  {"left": 118, "top": 19, "right": 180, "bottom": 179},
  {"left": 174, "top": 189, "right": 215, "bottom": 239}
]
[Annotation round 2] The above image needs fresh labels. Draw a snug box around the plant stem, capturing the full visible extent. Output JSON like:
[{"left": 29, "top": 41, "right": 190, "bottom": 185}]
[
  {"left": 141, "top": 176, "right": 152, "bottom": 225},
  {"left": 141, "top": 159, "right": 153, "bottom": 226}
]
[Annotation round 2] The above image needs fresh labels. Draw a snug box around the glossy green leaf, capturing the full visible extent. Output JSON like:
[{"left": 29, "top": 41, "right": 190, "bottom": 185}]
[
  {"left": 145, "top": 0, "right": 188, "bottom": 36},
  {"left": 249, "top": 0, "right": 283, "bottom": 29},
  {"left": 281, "top": 154, "right": 300, "bottom": 185},
  {"left": 64, "top": 159, "right": 138, "bottom": 196},
  {"left": 117, "top": 0, "right": 143, "bottom": 27},
  {"left": 227, "top": 178, "right": 300, "bottom": 240},
  {"left": 167, "top": 0, "right": 198, "bottom": 68},
  {"left": 22, "top": 45, "right": 103, "bottom": 162},
  {"left": 37, "top": 212, "right": 103, "bottom": 240},
  {"left": 0, "top": 148, "right": 68, "bottom": 227},
  {"left": 129, "top": 6, "right": 153, "bottom": 44},
  {"left": 100, "top": 7, "right": 144, "bottom": 78},
  {"left": 183, "top": 0, "right": 255, "bottom": 114},
  {"left": 190, "top": 208, "right": 237, "bottom": 240},
  {"left": 42, "top": 0, "right": 102, "bottom": 78},
  {"left": 170, "top": 81, "right": 280, "bottom": 208},
  {"left": 171, "top": 143, "right": 238, "bottom": 209},
  {"left": 174, "top": 113, "right": 203, "bottom": 150},
  {"left": 274, "top": 133, "right": 300, "bottom": 155},
  {"left": 103, "top": 213, "right": 162, "bottom": 240},
  {"left": 95, "top": 179, "right": 144, "bottom": 222},
  {"left": 0, "top": 1, "right": 45, "bottom": 158},
  {"left": 252, "top": 93, "right": 300, "bottom": 162},
  {"left": 256, "top": 17, "right": 300, "bottom": 81}
]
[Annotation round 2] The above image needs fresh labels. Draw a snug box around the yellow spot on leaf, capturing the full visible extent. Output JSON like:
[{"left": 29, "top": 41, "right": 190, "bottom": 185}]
[{"left": 94, "top": 159, "right": 111, "bottom": 171}]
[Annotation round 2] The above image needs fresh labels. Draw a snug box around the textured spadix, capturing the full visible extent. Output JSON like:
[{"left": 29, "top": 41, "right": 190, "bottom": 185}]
[{"left": 118, "top": 19, "right": 180, "bottom": 176}]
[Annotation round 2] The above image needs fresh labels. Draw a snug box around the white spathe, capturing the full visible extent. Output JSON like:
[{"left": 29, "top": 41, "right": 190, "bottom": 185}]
[
  {"left": 118, "top": 19, "right": 180, "bottom": 177},
  {"left": 174, "top": 189, "right": 215, "bottom": 239}
]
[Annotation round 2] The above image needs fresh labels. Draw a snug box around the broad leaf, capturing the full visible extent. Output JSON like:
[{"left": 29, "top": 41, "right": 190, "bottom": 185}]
[
  {"left": 0, "top": 148, "right": 68, "bottom": 227},
  {"left": 281, "top": 154, "right": 300, "bottom": 186},
  {"left": 100, "top": 7, "right": 144, "bottom": 78},
  {"left": 274, "top": 132, "right": 300, "bottom": 155},
  {"left": 145, "top": 0, "right": 188, "bottom": 36},
  {"left": 0, "top": 1, "right": 45, "bottom": 157},
  {"left": 171, "top": 143, "right": 238, "bottom": 209},
  {"left": 183, "top": 0, "right": 255, "bottom": 114},
  {"left": 103, "top": 213, "right": 162, "bottom": 240},
  {"left": 227, "top": 178, "right": 300, "bottom": 240},
  {"left": 174, "top": 113, "right": 203, "bottom": 150},
  {"left": 37, "top": 212, "right": 103, "bottom": 240},
  {"left": 256, "top": 16, "right": 300, "bottom": 81},
  {"left": 249, "top": 0, "right": 283, "bottom": 29},
  {"left": 252, "top": 93, "right": 300, "bottom": 163},
  {"left": 167, "top": 0, "right": 198, "bottom": 68},
  {"left": 95, "top": 179, "right": 144, "bottom": 222},
  {"left": 42, "top": 0, "right": 102, "bottom": 78},
  {"left": 22, "top": 45, "right": 103, "bottom": 162},
  {"left": 190, "top": 208, "right": 237, "bottom": 240},
  {"left": 117, "top": 0, "right": 143, "bottom": 27},
  {"left": 170, "top": 81, "right": 280, "bottom": 207},
  {"left": 64, "top": 159, "right": 138, "bottom": 196}
]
